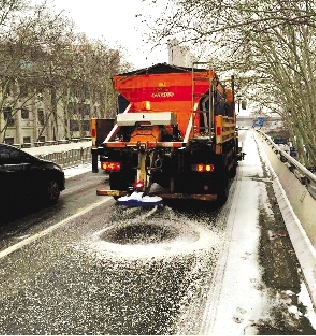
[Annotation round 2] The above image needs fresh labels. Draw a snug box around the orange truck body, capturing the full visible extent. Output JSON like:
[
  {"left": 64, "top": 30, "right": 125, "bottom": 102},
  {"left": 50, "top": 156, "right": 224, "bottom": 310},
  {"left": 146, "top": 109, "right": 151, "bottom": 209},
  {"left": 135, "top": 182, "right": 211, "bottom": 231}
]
[{"left": 113, "top": 71, "right": 234, "bottom": 139}]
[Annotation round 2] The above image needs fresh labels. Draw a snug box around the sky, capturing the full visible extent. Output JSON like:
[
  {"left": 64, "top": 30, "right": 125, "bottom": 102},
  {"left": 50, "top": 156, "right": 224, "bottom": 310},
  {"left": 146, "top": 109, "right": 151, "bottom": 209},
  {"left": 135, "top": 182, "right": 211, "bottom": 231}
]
[
  {"left": 49, "top": 0, "right": 167, "bottom": 69},
  {"left": 35, "top": 0, "right": 251, "bottom": 115}
]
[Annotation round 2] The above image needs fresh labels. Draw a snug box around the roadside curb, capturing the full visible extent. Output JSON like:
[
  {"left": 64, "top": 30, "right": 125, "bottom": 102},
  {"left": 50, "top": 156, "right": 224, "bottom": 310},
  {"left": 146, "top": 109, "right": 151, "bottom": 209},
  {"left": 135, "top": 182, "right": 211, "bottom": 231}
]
[{"left": 272, "top": 172, "right": 316, "bottom": 310}]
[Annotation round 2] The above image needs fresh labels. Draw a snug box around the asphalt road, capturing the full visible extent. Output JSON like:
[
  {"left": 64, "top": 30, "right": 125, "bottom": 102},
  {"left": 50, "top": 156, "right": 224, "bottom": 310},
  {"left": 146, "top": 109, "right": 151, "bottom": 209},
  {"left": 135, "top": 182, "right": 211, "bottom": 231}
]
[
  {"left": 0, "top": 170, "right": 109, "bottom": 250},
  {"left": 0, "top": 164, "right": 229, "bottom": 334},
  {"left": 0, "top": 131, "right": 315, "bottom": 334},
  {"left": 0, "top": 183, "right": 223, "bottom": 334}
]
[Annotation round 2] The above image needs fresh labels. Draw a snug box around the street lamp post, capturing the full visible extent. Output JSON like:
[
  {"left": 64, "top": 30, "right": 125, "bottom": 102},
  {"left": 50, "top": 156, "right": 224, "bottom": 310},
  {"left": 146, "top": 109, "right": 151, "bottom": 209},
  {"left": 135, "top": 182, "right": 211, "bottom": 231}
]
[{"left": 236, "top": 92, "right": 243, "bottom": 115}]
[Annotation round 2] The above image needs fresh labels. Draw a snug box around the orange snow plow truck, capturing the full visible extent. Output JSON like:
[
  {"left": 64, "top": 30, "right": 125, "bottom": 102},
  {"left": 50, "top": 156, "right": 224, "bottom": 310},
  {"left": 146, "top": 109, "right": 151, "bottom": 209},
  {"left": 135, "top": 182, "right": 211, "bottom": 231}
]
[{"left": 91, "top": 62, "right": 244, "bottom": 206}]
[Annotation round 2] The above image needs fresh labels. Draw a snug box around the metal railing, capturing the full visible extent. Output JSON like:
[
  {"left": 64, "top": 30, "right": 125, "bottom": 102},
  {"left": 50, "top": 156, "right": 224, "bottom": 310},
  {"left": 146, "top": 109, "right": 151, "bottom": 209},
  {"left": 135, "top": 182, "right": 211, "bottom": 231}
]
[
  {"left": 35, "top": 146, "right": 91, "bottom": 169},
  {"left": 11, "top": 137, "right": 92, "bottom": 149},
  {"left": 258, "top": 130, "right": 316, "bottom": 200}
]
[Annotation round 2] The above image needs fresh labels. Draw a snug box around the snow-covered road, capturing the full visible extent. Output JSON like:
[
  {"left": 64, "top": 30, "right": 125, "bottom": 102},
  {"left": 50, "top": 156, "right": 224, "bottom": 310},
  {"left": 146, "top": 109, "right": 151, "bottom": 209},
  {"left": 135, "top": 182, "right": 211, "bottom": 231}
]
[
  {"left": 0, "top": 130, "right": 315, "bottom": 334},
  {"left": 58, "top": 131, "right": 316, "bottom": 334},
  {"left": 202, "top": 130, "right": 268, "bottom": 334},
  {"left": 203, "top": 130, "right": 316, "bottom": 334},
  {"left": 63, "top": 163, "right": 95, "bottom": 179}
]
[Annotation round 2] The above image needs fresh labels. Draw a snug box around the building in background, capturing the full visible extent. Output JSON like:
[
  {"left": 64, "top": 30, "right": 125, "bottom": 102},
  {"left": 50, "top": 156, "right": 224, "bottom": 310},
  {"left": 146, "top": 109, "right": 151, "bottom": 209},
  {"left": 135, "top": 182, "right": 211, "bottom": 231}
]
[
  {"left": 0, "top": 42, "right": 119, "bottom": 147},
  {"left": 1, "top": 85, "right": 104, "bottom": 147},
  {"left": 167, "top": 39, "right": 194, "bottom": 67}
]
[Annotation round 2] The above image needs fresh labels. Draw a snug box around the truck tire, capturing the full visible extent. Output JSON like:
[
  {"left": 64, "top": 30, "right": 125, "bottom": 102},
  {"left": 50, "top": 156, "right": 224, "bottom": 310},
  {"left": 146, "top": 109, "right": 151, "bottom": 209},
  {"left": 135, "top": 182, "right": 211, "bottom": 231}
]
[
  {"left": 229, "top": 161, "right": 237, "bottom": 178},
  {"left": 109, "top": 172, "right": 127, "bottom": 191},
  {"left": 217, "top": 169, "right": 229, "bottom": 206},
  {"left": 91, "top": 150, "right": 99, "bottom": 173}
]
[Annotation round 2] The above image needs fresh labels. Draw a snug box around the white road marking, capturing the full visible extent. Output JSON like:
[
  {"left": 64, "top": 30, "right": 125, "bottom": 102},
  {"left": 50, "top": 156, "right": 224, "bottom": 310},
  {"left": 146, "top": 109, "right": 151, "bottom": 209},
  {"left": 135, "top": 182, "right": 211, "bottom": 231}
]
[{"left": 0, "top": 197, "right": 112, "bottom": 260}]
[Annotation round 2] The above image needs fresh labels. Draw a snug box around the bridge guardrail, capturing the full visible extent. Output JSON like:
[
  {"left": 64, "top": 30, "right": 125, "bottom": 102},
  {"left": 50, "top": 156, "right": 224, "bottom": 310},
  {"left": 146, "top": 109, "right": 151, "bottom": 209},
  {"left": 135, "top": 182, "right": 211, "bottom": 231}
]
[{"left": 257, "top": 130, "right": 316, "bottom": 200}]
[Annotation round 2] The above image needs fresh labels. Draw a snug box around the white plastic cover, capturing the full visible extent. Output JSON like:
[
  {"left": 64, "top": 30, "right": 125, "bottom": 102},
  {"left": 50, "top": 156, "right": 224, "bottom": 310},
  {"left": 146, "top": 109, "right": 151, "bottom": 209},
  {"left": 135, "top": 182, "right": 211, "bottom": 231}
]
[{"left": 116, "top": 112, "right": 177, "bottom": 126}]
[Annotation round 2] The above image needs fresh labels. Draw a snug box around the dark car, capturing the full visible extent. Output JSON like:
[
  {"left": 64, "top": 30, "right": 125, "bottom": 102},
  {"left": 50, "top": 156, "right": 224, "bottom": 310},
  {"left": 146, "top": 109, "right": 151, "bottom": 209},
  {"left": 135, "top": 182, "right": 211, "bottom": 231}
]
[{"left": 0, "top": 143, "right": 65, "bottom": 207}]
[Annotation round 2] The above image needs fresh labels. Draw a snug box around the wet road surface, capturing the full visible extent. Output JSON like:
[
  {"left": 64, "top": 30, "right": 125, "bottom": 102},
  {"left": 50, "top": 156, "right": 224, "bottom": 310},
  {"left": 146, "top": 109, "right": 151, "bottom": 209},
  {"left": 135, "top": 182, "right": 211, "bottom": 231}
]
[
  {"left": 0, "top": 202, "right": 222, "bottom": 334},
  {"left": 0, "top": 170, "right": 109, "bottom": 250}
]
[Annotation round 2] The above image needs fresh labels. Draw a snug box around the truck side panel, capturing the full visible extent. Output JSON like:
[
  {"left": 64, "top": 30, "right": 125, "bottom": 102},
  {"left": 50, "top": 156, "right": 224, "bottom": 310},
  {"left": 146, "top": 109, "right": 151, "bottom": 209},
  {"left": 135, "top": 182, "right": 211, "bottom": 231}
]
[{"left": 91, "top": 118, "right": 115, "bottom": 148}]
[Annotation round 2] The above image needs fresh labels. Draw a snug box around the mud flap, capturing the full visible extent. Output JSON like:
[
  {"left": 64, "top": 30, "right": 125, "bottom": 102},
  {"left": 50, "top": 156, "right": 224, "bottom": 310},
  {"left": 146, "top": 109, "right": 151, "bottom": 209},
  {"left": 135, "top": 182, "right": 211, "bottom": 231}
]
[{"left": 116, "top": 191, "right": 163, "bottom": 207}]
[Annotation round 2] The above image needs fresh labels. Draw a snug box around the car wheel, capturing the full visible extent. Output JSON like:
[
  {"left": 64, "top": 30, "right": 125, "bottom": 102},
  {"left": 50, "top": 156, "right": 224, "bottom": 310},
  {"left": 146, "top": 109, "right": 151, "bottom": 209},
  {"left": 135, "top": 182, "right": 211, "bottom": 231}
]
[{"left": 45, "top": 180, "right": 60, "bottom": 205}]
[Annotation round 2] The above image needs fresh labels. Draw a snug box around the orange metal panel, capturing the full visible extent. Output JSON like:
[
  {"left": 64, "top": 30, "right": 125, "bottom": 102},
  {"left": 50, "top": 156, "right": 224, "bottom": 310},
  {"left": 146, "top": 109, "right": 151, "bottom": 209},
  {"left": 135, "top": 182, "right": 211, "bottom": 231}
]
[
  {"left": 225, "top": 88, "right": 234, "bottom": 103},
  {"left": 113, "top": 72, "right": 214, "bottom": 135},
  {"left": 96, "top": 189, "right": 128, "bottom": 197}
]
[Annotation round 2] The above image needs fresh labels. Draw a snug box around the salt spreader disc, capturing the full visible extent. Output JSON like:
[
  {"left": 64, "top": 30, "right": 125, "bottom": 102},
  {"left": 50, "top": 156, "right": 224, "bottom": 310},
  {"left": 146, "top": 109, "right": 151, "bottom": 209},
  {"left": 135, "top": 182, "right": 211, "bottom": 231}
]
[{"left": 116, "top": 191, "right": 163, "bottom": 207}]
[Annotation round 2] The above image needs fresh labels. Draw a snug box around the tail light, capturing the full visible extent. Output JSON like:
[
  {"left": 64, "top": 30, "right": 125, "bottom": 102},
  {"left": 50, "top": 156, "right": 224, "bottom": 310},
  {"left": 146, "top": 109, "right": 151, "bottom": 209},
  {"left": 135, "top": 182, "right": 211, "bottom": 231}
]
[
  {"left": 191, "top": 163, "right": 215, "bottom": 172},
  {"left": 102, "top": 161, "right": 121, "bottom": 171},
  {"left": 133, "top": 181, "right": 145, "bottom": 191}
]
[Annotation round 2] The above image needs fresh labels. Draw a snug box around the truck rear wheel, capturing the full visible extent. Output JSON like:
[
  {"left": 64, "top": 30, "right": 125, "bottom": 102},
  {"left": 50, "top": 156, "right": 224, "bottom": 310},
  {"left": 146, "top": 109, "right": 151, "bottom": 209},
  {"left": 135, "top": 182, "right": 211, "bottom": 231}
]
[
  {"left": 217, "top": 169, "right": 229, "bottom": 206},
  {"left": 109, "top": 172, "right": 128, "bottom": 191},
  {"left": 229, "top": 161, "right": 237, "bottom": 178}
]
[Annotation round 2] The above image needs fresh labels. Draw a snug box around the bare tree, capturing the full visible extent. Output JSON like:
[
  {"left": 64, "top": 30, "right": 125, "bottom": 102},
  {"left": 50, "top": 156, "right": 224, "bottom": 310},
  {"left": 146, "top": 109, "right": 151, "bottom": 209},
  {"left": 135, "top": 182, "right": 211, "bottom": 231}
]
[
  {"left": 0, "top": 0, "right": 131, "bottom": 143},
  {"left": 144, "top": 0, "right": 316, "bottom": 165},
  {"left": 0, "top": 0, "right": 76, "bottom": 142},
  {"left": 62, "top": 36, "right": 126, "bottom": 138}
]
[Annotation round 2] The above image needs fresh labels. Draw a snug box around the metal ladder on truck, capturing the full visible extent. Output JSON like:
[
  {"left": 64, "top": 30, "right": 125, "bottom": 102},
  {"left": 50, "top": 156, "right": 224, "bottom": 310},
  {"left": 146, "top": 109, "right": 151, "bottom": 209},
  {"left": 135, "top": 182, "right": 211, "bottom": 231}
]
[{"left": 191, "top": 61, "right": 215, "bottom": 141}]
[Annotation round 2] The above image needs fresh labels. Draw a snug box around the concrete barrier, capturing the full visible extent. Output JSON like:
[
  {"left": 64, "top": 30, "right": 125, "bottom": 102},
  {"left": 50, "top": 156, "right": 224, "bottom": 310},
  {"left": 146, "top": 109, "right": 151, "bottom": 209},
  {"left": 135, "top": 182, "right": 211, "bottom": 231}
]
[
  {"left": 258, "top": 130, "right": 316, "bottom": 201},
  {"left": 257, "top": 132, "right": 316, "bottom": 247},
  {"left": 255, "top": 131, "right": 316, "bottom": 309}
]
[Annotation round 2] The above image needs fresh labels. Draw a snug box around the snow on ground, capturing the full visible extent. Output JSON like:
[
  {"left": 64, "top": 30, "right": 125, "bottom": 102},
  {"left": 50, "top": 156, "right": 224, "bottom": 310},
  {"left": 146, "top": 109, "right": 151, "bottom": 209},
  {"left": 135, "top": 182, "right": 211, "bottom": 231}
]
[
  {"left": 63, "top": 163, "right": 95, "bottom": 179},
  {"left": 257, "top": 131, "right": 316, "bottom": 330},
  {"left": 61, "top": 134, "right": 316, "bottom": 332},
  {"left": 299, "top": 283, "right": 316, "bottom": 329},
  {"left": 208, "top": 130, "right": 316, "bottom": 334},
  {"left": 209, "top": 130, "right": 269, "bottom": 335}
]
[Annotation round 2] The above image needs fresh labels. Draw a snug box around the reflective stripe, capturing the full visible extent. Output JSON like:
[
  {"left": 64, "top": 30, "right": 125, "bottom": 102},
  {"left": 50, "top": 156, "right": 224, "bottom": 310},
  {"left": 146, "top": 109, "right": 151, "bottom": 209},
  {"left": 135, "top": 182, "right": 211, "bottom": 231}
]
[
  {"left": 215, "top": 115, "right": 223, "bottom": 144},
  {"left": 96, "top": 189, "right": 128, "bottom": 197},
  {"left": 158, "top": 193, "right": 217, "bottom": 201},
  {"left": 105, "top": 142, "right": 185, "bottom": 148},
  {"left": 90, "top": 119, "right": 96, "bottom": 148}
]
